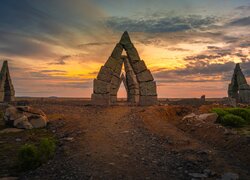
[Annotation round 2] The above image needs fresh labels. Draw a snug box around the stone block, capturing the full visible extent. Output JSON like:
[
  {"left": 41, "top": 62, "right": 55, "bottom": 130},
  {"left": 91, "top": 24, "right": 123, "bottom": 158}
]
[
  {"left": 239, "top": 90, "right": 250, "bottom": 103},
  {"left": 132, "top": 60, "right": 147, "bottom": 74},
  {"left": 126, "top": 72, "right": 138, "bottom": 87},
  {"left": 111, "top": 43, "right": 123, "bottom": 59},
  {"left": 139, "top": 95, "right": 158, "bottom": 106},
  {"left": 119, "top": 31, "right": 132, "bottom": 46},
  {"left": 129, "top": 88, "right": 139, "bottom": 95},
  {"left": 126, "top": 47, "right": 140, "bottom": 61},
  {"left": 105, "top": 56, "right": 119, "bottom": 70},
  {"left": 139, "top": 81, "right": 157, "bottom": 96},
  {"left": 110, "top": 95, "right": 117, "bottom": 103},
  {"left": 97, "top": 66, "right": 113, "bottom": 83},
  {"left": 93, "top": 79, "right": 111, "bottom": 94},
  {"left": 128, "top": 95, "right": 139, "bottom": 104},
  {"left": 111, "top": 75, "right": 121, "bottom": 86},
  {"left": 136, "top": 70, "right": 154, "bottom": 82},
  {"left": 91, "top": 93, "right": 110, "bottom": 105},
  {"left": 239, "top": 84, "right": 250, "bottom": 90}
]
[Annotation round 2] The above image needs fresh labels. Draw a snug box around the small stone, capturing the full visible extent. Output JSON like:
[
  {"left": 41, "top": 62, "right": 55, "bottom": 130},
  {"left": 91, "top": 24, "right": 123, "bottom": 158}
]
[
  {"left": 221, "top": 172, "right": 239, "bottom": 180},
  {"left": 64, "top": 137, "right": 74, "bottom": 141},
  {"left": 15, "top": 138, "right": 21, "bottom": 142},
  {"left": 188, "top": 173, "right": 207, "bottom": 178},
  {"left": 109, "top": 162, "right": 115, "bottom": 166}
]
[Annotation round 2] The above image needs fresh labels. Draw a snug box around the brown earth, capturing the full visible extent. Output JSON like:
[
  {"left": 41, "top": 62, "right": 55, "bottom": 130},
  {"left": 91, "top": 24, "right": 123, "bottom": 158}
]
[{"left": 1, "top": 98, "right": 250, "bottom": 180}]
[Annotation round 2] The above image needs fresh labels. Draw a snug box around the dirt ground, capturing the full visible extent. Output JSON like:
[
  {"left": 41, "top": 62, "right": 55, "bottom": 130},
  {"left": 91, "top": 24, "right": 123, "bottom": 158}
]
[{"left": 1, "top": 98, "right": 250, "bottom": 180}]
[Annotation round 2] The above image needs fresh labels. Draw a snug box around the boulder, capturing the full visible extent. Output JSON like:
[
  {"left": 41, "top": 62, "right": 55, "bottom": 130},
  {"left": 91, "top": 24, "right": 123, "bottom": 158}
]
[
  {"left": 182, "top": 113, "right": 197, "bottom": 122},
  {"left": 197, "top": 113, "right": 218, "bottom": 123},
  {"left": 183, "top": 113, "right": 218, "bottom": 123},
  {"left": 4, "top": 106, "right": 48, "bottom": 129},
  {"left": 28, "top": 114, "right": 47, "bottom": 128},
  {"left": 13, "top": 115, "right": 32, "bottom": 129}
]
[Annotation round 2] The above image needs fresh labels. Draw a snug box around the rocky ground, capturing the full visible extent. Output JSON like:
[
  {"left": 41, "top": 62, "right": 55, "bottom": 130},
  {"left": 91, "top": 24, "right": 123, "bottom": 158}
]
[{"left": 0, "top": 98, "right": 249, "bottom": 180}]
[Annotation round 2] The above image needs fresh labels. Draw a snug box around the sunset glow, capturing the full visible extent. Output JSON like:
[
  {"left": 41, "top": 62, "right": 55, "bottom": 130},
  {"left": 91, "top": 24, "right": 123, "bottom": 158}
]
[{"left": 0, "top": 0, "right": 249, "bottom": 98}]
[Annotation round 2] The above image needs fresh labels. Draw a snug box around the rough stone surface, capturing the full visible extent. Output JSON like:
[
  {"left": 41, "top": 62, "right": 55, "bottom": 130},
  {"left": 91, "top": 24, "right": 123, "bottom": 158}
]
[
  {"left": 132, "top": 60, "right": 147, "bottom": 74},
  {"left": 197, "top": 113, "right": 218, "bottom": 123},
  {"left": 93, "top": 79, "right": 111, "bottom": 94},
  {"left": 97, "top": 66, "right": 113, "bottom": 83},
  {"left": 238, "top": 90, "right": 250, "bottom": 103},
  {"left": 91, "top": 93, "right": 110, "bottom": 105},
  {"left": 183, "top": 113, "right": 218, "bottom": 123},
  {"left": 136, "top": 70, "right": 154, "bottom": 82},
  {"left": 139, "top": 81, "right": 157, "bottom": 96},
  {"left": 139, "top": 96, "right": 158, "bottom": 106},
  {"left": 0, "top": 61, "right": 15, "bottom": 102},
  {"left": 4, "top": 106, "right": 48, "bottom": 129},
  {"left": 111, "top": 43, "right": 123, "bottom": 59}
]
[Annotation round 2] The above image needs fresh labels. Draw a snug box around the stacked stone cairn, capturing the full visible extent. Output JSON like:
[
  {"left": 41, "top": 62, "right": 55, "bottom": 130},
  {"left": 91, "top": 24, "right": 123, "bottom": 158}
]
[
  {"left": 92, "top": 31, "right": 157, "bottom": 106},
  {"left": 228, "top": 63, "right": 250, "bottom": 103},
  {"left": 0, "top": 61, "right": 15, "bottom": 102}
]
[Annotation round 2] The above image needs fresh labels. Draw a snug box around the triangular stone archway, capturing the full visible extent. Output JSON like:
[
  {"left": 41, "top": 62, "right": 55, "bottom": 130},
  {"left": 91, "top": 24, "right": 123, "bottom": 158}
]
[
  {"left": 91, "top": 31, "right": 157, "bottom": 106},
  {"left": 0, "top": 61, "right": 15, "bottom": 102},
  {"left": 228, "top": 63, "right": 250, "bottom": 103}
]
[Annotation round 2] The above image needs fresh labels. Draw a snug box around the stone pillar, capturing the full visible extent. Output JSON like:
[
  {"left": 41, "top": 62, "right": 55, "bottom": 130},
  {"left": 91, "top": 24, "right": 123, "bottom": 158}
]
[{"left": 0, "top": 61, "right": 15, "bottom": 102}]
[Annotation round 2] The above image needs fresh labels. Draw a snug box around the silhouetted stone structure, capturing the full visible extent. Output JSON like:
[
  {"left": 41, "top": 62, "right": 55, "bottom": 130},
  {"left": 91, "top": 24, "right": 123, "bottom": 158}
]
[
  {"left": 92, "top": 31, "right": 157, "bottom": 105},
  {"left": 228, "top": 63, "right": 250, "bottom": 103},
  {"left": 0, "top": 61, "right": 15, "bottom": 102}
]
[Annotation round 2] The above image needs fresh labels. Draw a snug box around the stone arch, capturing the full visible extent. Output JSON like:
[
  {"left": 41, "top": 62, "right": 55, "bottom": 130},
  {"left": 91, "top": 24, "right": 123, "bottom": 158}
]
[
  {"left": 0, "top": 61, "right": 15, "bottom": 102},
  {"left": 92, "top": 31, "right": 157, "bottom": 106}
]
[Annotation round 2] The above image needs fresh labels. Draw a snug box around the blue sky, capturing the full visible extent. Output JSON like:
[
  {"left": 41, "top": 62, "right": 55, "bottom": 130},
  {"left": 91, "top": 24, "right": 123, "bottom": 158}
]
[{"left": 0, "top": 0, "right": 249, "bottom": 97}]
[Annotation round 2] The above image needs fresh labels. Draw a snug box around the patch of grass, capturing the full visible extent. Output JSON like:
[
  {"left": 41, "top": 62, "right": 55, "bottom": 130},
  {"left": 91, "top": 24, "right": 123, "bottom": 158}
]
[
  {"left": 18, "top": 144, "right": 40, "bottom": 171},
  {"left": 18, "top": 138, "right": 56, "bottom": 171},
  {"left": 39, "top": 138, "right": 56, "bottom": 163},
  {"left": 211, "top": 107, "right": 250, "bottom": 128},
  {"left": 211, "top": 108, "right": 228, "bottom": 117},
  {"left": 225, "top": 108, "right": 250, "bottom": 123},
  {"left": 219, "top": 114, "right": 246, "bottom": 127}
]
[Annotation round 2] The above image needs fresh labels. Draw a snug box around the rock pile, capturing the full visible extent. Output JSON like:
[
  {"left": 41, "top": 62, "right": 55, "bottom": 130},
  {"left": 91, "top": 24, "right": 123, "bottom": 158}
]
[
  {"left": 4, "top": 106, "right": 48, "bottom": 129},
  {"left": 92, "top": 31, "right": 157, "bottom": 106},
  {"left": 228, "top": 63, "right": 250, "bottom": 104}
]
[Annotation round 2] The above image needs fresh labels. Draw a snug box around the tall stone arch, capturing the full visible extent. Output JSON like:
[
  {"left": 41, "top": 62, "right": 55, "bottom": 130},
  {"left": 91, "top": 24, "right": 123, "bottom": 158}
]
[
  {"left": 92, "top": 31, "right": 157, "bottom": 106},
  {"left": 0, "top": 61, "right": 15, "bottom": 102},
  {"left": 228, "top": 63, "right": 250, "bottom": 103}
]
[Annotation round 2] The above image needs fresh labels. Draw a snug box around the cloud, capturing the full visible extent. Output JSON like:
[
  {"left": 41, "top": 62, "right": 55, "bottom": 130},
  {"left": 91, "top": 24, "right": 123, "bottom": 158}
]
[
  {"left": 228, "top": 16, "right": 250, "bottom": 26},
  {"left": 106, "top": 15, "right": 217, "bottom": 33},
  {"left": 78, "top": 42, "right": 113, "bottom": 48}
]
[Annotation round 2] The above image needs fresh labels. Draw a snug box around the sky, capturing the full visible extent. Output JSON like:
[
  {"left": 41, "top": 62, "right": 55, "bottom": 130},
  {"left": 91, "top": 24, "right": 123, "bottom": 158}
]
[{"left": 0, "top": 0, "right": 249, "bottom": 98}]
